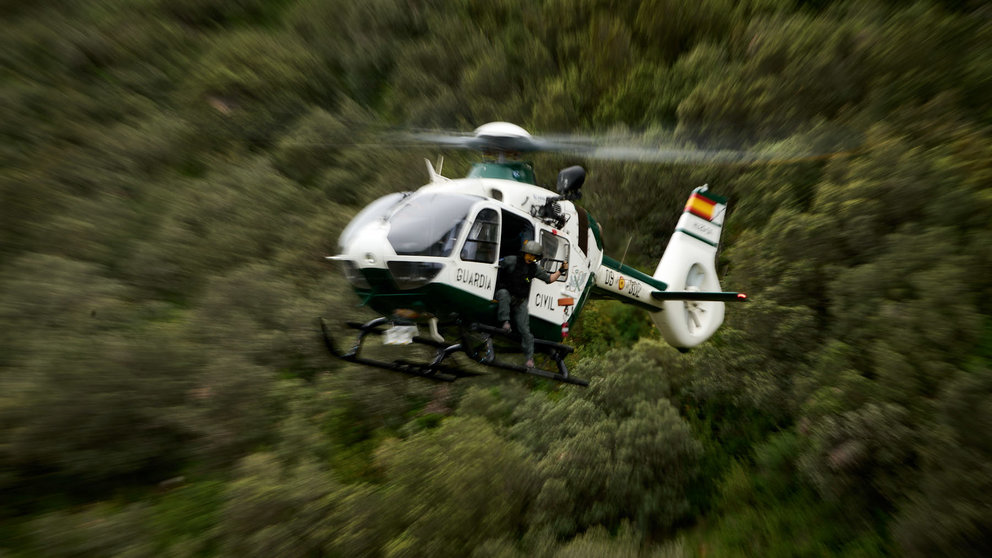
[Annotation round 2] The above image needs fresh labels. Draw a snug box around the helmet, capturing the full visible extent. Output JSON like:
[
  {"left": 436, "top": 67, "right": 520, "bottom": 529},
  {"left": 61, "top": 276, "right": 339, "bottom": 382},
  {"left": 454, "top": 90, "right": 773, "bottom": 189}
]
[{"left": 521, "top": 240, "right": 543, "bottom": 256}]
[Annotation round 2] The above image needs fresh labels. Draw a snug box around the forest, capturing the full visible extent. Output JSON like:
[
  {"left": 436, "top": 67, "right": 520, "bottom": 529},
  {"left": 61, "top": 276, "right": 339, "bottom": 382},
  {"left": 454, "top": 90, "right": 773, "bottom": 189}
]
[{"left": 1, "top": 0, "right": 990, "bottom": 556}]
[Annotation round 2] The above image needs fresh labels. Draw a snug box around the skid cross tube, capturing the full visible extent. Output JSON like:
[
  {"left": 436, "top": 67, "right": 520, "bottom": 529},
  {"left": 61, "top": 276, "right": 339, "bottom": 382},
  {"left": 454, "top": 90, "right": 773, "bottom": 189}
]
[
  {"left": 320, "top": 318, "right": 469, "bottom": 381},
  {"left": 346, "top": 317, "right": 388, "bottom": 358}
]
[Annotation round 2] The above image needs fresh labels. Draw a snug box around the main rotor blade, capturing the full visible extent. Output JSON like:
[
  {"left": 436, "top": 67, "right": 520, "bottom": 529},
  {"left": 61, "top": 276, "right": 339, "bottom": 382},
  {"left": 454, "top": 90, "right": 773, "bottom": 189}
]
[
  {"left": 400, "top": 124, "right": 851, "bottom": 165},
  {"left": 404, "top": 131, "right": 478, "bottom": 150},
  {"left": 564, "top": 144, "right": 782, "bottom": 164},
  {"left": 535, "top": 132, "right": 838, "bottom": 164}
]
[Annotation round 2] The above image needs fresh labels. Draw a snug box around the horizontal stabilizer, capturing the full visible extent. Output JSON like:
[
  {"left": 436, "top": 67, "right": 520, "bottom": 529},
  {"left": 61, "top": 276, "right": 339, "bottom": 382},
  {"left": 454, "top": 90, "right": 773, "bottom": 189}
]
[{"left": 651, "top": 291, "right": 749, "bottom": 302}]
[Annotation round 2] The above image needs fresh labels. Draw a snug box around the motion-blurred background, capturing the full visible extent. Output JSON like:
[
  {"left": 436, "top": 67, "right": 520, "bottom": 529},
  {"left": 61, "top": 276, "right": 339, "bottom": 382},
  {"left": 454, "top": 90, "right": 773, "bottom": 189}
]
[{"left": 1, "top": 1, "right": 990, "bottom": 556}]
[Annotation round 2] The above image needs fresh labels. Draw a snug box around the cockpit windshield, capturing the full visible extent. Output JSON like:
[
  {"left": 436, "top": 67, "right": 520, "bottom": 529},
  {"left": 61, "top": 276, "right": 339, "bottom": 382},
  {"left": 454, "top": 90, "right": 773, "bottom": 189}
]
[{"left": 387, "top": 193, "right": 482, "bottom": 257}]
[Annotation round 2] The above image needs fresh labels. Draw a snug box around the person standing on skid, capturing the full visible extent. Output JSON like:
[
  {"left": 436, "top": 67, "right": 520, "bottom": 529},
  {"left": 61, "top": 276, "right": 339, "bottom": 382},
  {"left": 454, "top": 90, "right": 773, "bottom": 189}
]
[{"left": 494, "top": 240, "right": 568, "bottom": 368}]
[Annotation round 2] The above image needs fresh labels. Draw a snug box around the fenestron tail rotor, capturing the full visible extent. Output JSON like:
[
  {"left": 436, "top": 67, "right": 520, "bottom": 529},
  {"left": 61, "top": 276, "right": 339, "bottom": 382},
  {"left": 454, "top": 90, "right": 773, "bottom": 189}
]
[{"left": 683, "top": 264, "right": 708, "bottom": 335}]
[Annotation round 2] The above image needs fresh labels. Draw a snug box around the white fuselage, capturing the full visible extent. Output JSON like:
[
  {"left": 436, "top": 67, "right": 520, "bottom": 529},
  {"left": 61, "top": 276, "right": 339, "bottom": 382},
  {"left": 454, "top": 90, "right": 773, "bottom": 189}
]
[{"left": 335, "top": 176, "right": 604, "bottom": 336}]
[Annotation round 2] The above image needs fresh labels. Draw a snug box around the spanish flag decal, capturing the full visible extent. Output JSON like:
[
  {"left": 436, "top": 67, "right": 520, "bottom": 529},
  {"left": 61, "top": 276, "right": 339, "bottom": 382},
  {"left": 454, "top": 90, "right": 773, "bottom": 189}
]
[{"left": 684, "top": 192, "right": 718, "bottom": 221}]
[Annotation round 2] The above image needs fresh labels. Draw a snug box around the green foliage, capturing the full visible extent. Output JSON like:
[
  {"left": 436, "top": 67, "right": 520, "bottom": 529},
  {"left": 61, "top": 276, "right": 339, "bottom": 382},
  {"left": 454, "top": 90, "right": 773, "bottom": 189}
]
[
  {"left": 25, "top": 503, "right": 156, "bottom": 557},
  {"left": 377, "top": 417, "right": 539, "bottom": 558},
  {"left": 569, "top": 300, "right": 658, "bottom": 356},
  {"left": 0, "top": 255, "right": 205, "bottom": 504},
  {"left": 153, "top": 0, "right": 290, "bottom": 27},
  {"left": 495, "top": 345, "right": 703, "bottom": 540},
  {"left": 149, "top": 481, "right": 226, "bottom": 555},
  {"left": 124, "top": 158, "right": 319, "bottom": 297},
  {"left": 182, "top": 29, "right": 330, "bottom": 147},
  {"left": 553, "top": 524, "right": 680, "bottom": 558},
  {"left": 0, "top": 326, "right": 201, "bottom": 500},
  {"left": 219, "top": 453, "right": 340, "bottom": 557},
  {"left": 890, "top": 360, "right": 992, "bottom": 557},
  {"left": 272, "top": 107, "right": 351, "bottom": 186},
  {"left": 289, "top": 0, "right": 427, "bottom": 106},
  {"left": 698, "top": 433, "right": 888, "bottom": 557}
]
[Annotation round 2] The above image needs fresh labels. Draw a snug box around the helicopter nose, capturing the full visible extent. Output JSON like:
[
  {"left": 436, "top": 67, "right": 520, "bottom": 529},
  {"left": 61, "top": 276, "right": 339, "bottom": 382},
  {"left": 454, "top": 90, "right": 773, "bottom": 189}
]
[
  {"left": 343, "top": 222, "right": 392, "bottom": 265},
  {"left": 331, "top": 223, "right": 392, "bottom": 287},
  {"left": 333, "top": 223, "right": 444, "bottom": 290},
  {"left": 385, "top": 261, "right": 444, "bottom": 290}
]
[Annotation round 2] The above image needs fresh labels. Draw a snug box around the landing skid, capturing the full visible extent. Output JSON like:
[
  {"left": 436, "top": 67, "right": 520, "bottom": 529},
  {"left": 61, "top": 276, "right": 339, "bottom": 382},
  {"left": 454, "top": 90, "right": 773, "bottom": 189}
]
[{"left": 319, "top": 318, "right": 588, "bottom": 387}]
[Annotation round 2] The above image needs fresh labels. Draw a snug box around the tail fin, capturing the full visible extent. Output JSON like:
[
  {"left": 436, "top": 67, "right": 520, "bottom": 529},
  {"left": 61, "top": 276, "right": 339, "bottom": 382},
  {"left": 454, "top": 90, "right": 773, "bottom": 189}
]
[{"left": 651, "top": 185, "right": 728, "bottom": 349}]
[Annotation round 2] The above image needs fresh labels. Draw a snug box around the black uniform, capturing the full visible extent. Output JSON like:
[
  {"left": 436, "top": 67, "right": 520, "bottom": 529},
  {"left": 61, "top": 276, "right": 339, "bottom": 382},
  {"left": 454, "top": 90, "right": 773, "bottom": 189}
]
[{"left": 495, "top": 255, "right": 551, "bottom": 361}]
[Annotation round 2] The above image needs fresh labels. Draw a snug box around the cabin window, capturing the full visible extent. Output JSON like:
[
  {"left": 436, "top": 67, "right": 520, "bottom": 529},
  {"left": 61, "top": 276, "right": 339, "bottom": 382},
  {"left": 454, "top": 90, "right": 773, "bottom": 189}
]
[
  {"left": 540, "top": 230, "right": 569, "bottom": 282},
  {"left": 460, "top": 208, "right": 500, "bottom": 263}
]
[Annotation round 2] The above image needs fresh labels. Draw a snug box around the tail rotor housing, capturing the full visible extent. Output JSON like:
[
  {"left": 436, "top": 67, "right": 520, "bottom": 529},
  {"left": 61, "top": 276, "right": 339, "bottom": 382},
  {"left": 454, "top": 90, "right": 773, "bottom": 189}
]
[{"left": 651, "top": 185, "right": 728, "bottom": 349}]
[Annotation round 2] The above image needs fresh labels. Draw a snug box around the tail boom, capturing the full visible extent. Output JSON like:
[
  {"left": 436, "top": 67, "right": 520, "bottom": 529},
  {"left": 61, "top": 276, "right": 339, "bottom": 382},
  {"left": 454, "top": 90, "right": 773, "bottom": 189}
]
[
  {"left": 591, "top": 255, "right": 747, "bottom": 308},
  {"left": 591, "top": 255, "right": 668, "bottom": 310}
]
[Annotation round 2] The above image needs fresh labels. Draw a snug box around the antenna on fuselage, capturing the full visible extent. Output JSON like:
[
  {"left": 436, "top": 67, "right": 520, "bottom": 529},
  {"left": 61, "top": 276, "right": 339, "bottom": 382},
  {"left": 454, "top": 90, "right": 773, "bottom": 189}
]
[{"left": 620, "top": 236, "right": 632, "bottom": 267}]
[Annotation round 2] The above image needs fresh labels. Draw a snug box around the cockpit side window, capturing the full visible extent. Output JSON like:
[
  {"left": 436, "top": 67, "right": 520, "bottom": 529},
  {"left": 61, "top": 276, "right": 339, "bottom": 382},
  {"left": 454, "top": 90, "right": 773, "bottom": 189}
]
[{"left": 460, "top": 208, "right": 500, "bottom": 263}]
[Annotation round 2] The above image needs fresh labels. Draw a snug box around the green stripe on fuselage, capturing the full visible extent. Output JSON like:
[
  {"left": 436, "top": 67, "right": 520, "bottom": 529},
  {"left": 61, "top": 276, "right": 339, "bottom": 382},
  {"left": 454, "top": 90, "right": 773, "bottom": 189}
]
[
  {"left": 675, "top": 227, "right": 718, "bottom": 247},
  {"left": 588, "top": 287, "right": 662, "bottom": 312},
  {"left": 694, "top": 189, "right": 727, "bottom": 205},
  {"left": 565, "top": 275, "right": 598, "bottom": 329},
  {"left": 600, "top": 255, "right": 668, "bottom": 291}
]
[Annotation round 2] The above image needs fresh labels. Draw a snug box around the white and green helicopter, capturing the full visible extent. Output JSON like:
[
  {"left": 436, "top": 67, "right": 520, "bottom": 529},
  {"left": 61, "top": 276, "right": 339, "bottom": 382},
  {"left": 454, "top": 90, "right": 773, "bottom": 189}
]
[{"left": 321, "top": 122, "right": 749, "bottom": 386}]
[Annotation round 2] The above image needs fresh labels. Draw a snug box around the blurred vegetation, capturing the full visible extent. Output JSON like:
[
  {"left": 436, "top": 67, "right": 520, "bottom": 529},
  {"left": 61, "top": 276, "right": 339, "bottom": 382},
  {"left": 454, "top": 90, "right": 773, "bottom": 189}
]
[{"left": 1, "top": 0, "right": 990, "bottom": 556}]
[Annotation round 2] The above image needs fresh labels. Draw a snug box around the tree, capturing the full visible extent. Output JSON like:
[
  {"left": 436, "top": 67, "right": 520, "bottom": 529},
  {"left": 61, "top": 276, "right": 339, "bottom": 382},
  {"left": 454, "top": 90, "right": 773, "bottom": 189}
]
[{"left": 377, "top": 417, "right": 540, "bottom": 558}]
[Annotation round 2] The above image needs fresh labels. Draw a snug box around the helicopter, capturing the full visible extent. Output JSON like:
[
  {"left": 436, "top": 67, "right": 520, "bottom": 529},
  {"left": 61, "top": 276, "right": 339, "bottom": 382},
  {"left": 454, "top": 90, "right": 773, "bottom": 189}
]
[{"left": 321, "top": 122, "right": 749, "bottom": 386}]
